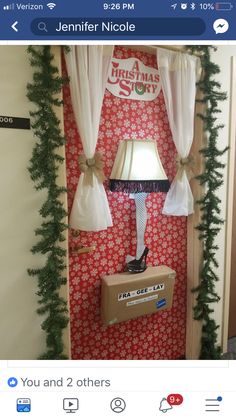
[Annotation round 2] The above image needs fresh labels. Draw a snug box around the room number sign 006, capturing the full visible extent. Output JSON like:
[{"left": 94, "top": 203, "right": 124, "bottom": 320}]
[{"left": 0, "top": 115, "right": 30, "bottom": 130}]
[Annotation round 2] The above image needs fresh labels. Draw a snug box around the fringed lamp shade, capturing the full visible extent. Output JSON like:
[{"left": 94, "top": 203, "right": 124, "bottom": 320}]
[{"left": 109, "top": 139, "right": 170, "bottom": 193}]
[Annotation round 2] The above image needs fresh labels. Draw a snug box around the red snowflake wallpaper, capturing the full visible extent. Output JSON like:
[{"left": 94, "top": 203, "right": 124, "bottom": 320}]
[{"left": 62, "top": 46, "right": 187, "bottom": 360}]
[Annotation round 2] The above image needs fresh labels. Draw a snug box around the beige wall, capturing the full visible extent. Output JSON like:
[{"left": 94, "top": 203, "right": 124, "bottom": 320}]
[
  {"left": 0, "top": 46, "right": 69, "bottom": 359},
  {"left": 212, "top": 46, "right": 236, "bottom": 346},
  {"left": 229, "top": 144, "right": 236, "bottom": 338}
]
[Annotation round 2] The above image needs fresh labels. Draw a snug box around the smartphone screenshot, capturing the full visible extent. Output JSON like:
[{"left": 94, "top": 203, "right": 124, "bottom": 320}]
[{"left": 0, "top": 0, "right": 236, "bottom": 417}]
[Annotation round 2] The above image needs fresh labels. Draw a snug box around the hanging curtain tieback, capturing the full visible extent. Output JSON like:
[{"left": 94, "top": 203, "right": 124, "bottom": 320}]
[
  {"left": 176, "top": 154, "right": 195, "bottom": 180},
  {"left": 78, "top": 152, "right": 106, "bottom": 187}
]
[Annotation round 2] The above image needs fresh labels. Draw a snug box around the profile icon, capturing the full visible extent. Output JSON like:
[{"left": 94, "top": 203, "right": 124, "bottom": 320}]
[{"left": 110, "top": 397, "right": 126, "bottom": 413}]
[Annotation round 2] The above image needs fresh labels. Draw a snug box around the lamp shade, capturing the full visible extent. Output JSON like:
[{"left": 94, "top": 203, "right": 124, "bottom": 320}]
[{"left": 109, "top": 139, "right": 170, "bottom": 193}]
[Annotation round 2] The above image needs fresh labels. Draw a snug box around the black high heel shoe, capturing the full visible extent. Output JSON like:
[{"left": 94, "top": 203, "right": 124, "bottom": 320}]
[{"left": 127, "top": 247, "right": 149, "bottom": 273}]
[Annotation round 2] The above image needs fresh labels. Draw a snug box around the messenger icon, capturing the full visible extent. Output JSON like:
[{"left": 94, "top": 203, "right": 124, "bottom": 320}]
[{"left": 213, "top": 18, "right": 229, "bottom": 34}]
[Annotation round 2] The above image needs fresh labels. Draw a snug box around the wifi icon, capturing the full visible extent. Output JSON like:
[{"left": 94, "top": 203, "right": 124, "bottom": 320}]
[{"left": 47, "top": 2, "right": 56, "bottom": 10}]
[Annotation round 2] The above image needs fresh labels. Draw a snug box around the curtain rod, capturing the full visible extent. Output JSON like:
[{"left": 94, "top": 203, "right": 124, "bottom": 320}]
[
  {"left": 120, "top": 44, "right": 202, "bottom": 57},
  {"left": 157, "top": 45, "right": 203, "bottom": 57}
]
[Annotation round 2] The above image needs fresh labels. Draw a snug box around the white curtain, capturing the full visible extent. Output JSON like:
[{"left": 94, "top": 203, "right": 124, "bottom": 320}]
[
  {"left": 157, "top": 48, "right": 201, "bottom": 216},
  {"left": 65, "top": 45, "right": 113, "bottom": 231}
]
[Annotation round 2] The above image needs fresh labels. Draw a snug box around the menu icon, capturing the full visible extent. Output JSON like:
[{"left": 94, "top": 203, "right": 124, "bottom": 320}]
[{"left": 205, "top": 396, "right": 222, "bottom": 412}]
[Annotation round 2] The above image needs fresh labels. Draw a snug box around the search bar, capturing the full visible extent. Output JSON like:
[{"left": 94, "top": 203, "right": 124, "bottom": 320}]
[{"left": 31, "top": 18, "right": 206, "bottom": 37}]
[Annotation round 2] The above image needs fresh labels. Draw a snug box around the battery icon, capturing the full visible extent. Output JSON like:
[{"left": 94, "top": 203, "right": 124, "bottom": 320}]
[{"left": 215, "top": 2, "right": 233, "bottom": 10}]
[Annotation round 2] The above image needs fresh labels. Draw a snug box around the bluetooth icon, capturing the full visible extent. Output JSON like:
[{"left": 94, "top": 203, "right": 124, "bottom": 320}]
[{"left": 190, "top": 2, "right": 196, "bottom": 9}]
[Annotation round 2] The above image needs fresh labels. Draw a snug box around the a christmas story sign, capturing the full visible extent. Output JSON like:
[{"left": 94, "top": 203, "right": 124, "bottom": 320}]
[{"left": 107, "top": 57, "right": 161, "bottom": 101}]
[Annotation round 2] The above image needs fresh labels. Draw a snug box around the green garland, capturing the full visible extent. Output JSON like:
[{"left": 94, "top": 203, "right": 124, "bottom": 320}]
[
  {"left": 27, "top": 46, "right": 69, "bottom": 359},
  {"left": 188, "top": 46, "right": 228, "bottom": 359},
  {"left": 26, "top": 45, "right": 227, "bottom": 360}
]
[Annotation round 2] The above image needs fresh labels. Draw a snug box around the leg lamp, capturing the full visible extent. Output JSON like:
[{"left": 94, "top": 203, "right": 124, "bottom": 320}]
[{"left": 109, "top": 139, "right": 170, "bottom": 273}]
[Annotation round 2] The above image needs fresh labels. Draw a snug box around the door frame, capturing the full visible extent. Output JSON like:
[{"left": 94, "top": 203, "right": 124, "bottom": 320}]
[
  {"left": 222, "top": 56, "right": 236, "bottom": 353},
  {"left": 186, "top": 82, "right": 205, "bottom": 359},
  {"left": 186, "top": 55, "right": 236, "bottom": 358}
]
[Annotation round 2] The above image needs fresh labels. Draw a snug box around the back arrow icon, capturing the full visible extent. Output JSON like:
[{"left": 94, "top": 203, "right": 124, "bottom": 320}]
[{"left": 11, "top": 21, "right": 18, "bottom": 32}]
